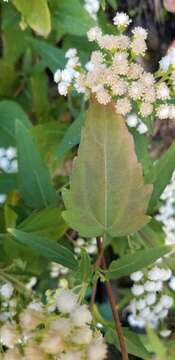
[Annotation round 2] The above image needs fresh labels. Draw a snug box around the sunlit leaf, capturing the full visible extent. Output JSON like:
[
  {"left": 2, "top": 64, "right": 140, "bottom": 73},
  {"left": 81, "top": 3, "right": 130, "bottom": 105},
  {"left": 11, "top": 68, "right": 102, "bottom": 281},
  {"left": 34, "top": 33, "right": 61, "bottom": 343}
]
[
  {"left": 63, "top": 101, "right": 152, "bottom": 238},
  {"left": 12, "top": 0, "right": 51, "bottom": 37}
]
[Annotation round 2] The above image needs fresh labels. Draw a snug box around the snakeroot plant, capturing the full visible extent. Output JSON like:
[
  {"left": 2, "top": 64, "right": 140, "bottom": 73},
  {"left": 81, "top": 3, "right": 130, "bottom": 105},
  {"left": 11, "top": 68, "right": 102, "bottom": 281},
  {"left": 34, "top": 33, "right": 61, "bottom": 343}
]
[{"left": 1, "top": 2, "right": 175, "bottom": 360}]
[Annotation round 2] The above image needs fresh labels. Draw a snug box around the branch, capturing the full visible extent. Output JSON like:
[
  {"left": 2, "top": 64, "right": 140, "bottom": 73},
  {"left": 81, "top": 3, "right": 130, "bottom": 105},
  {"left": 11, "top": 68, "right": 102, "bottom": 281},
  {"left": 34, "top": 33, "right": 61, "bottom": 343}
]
[
  {"left": 97, "top": 237, "right": 129, "bottom": 360},
  {"left": 89, "top": 242, "right": 105, "bottom": 309}
]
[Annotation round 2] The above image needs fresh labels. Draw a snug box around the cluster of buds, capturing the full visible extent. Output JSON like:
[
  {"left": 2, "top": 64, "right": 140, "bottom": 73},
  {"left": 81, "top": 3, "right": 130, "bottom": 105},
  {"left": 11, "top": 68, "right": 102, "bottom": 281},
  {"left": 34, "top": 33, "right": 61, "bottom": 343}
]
[
  {"left": 128, "top": 264, "right": 175, "bottom": 334},
  {"left": 0, "top": 288, "right": 107, "bottom": 360},
  {"left": 54, "top": 12, "right": 175, "bottom": 130},
  {"left": 156, "top": 170, "right": 175, "bottom": 245}
]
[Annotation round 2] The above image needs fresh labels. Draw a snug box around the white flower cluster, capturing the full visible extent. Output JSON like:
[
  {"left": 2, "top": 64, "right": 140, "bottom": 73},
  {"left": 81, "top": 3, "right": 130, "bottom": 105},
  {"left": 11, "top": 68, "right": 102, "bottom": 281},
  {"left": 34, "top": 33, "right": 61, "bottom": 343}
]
[
  {"left": 54, "top": 12, "right": 175, "bottom": 124},
  {"left": 84, "top": 0, "right": 100, "bottom": 20},
  {"left": 0, "top": 147, "right": 18, "bottom": 204},
  {"left": 0, "top": 288, "right": 107, "bottom": 360},
  {"left": 54, "top": 48, "right": 81, "bottom": 96},
  {"left": 128, "top": 265, "right": 175, "bottom": 331},
  {"left": 156, "top": 170, "right": 175, "bottom": 245},
  {"left": 75, "top": 237, "right": 97, "bottom": 255},
  {"left": 50, "top": 262, "right": 69, "bottom": 278}
]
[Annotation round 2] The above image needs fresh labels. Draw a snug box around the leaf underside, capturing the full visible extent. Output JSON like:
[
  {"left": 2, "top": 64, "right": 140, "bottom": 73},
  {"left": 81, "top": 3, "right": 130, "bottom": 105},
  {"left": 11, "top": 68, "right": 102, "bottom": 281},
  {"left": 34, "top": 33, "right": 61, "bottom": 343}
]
[{"left": 63, "top": 101, "right": 152, "bottom": 238}]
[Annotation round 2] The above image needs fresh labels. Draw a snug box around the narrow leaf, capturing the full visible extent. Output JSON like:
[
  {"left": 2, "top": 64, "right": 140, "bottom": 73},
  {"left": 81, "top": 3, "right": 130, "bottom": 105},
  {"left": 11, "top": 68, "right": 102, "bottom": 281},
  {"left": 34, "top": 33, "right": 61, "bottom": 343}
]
[
  {"left": 63, "top": 101, "right": 152, "bottom": 238},
  {"left": 149, "top": 140, "right": 175, "bottom": 212},
  {"left": 8, "top": 228, "right": 78, "bottom": 270},
  {"left": 16, "top": 121, "right": 57, "bottom": 209},
  {"left": 56, "top": 112, "right": 85, "bottom": 158},
  {"left": 107, "top": 245, "right": 171, "bottom": 279}
]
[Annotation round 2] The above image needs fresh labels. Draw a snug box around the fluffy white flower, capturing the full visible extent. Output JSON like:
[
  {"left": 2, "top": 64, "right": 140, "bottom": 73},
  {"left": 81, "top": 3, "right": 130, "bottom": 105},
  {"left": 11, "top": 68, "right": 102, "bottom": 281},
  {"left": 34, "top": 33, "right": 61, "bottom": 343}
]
[
  {"left": 154, "top": 281, "right": 163, "bottom": 292},
  {"left": 87, "top": 333, "right": 107, "bottom": 360},
  {"left": 136, "top": 299, "right": 146, "bottom": 310},
  {"left": 132, "top": 27, "right": 148, "bottom": 40},
  {"left": 50, "top": 318, "right": 71, "bottom": 336},
  {"left": 148, "top": 266, "right": 162, "bottom": 281},
  {"left": 72, "top": 326, "right": 92, "bottom": 345},
  {"left": 0, "top": 282, "right": 14, "bottom": 299},
  {"left": 130, "top": 271, "right": 143, "bottom": 282},
  {"left": 87, "top": 26, "right": 102, "bottom": 42},
  {"left": 41, "top": 331, "right": 64, "bottom": 354},
  {"left": 156, "top": 104, "right": 170, "bottom": 119},
  {"left": 160, "top": 268, "right": 172, "bottom": 281},
  {"left": 159, "top": 55, "right": 171, "bottom": 71},
  {"left": 56, "top": 289, "right": 78, "bottom": 313},
  {"left": 0, "top": 194, "right": 7, "bottom": 204},
  {"left": 113, "top": 12, "right": 131, "bottom": 28},
  {"left": 71, "top": 304, "right": 92, "bottom": 326},
  {"left": 131, "top": 284, "right": 144, "bottom": 296},
  {"left": 156, "top": 82, "right": 170, "bottom": 100},
  {"left": 0, "top": 323, "right": 19, "bottom": 348},
  {"left": 60, "top": 351, "right": 82, "bottom": 360}
]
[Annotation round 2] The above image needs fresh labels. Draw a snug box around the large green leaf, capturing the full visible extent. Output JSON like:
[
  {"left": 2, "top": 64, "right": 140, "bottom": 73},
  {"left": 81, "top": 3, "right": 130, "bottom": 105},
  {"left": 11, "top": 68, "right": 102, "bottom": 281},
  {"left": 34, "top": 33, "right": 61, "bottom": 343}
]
[
  {"left": 12, "top": 0, "right": 51, "bottom": 37},
  {"left": 149, "top": 140, "right": 175, "bottom": 212},
  {"left": 56, "top": 112, "right": 85, "bottom": 158},
  {"left": 16, "top": 121, "right": 57, "bottom": 209},
  {"left": 106, "top": 328, "right": 151, "bottom": 360},
  {"left": 8, "top": 228, "right": 78, "bottom": 270},
  {"left": 29, "top": 38, "right": 65, "bottom": 73},
  {"left": 18, "top": 207, "right": 67, "bottom": 240},
  {"left": 62, "top": 101, "right": 152, "bottom": 238},
  {"left": 0, "top": 100, "right": 31, "bottom": 147},
  {"left": 53, "top": 0, "right": 95, "bottom": 36},
  {"left": 107, "top": 245, "right": 171, "bottom": 279}
]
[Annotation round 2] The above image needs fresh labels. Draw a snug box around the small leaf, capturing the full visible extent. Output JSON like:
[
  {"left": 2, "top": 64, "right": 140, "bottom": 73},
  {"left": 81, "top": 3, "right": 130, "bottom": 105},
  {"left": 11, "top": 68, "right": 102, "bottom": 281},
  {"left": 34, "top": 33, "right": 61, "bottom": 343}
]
[
  {"left": 107, "top": 245, "right": 171, "bottom": 279},
  {"left": 106, "top": 328, "right": 151, "bottom": 359},
  {"left": 56, "top": 112, "right": 85, "bottom": 158},
  {"left": 63, "top": 101, "right": 152, "bottom": 238},
  {"left": 149, "top": 140, "right": 175, "bottom": 212},
  {"left": 18, "top": 207, "right": 67, "bottom": 240},
  {"left": 8, "top": 228, "right": 78, "bottom": 270},
  {"left": 12, "top": 0, "right": 51, "bottom": 37},
  {"left": 147, "top": 327, "right": 166, "bottom": 359},
  {"left": 0, "top": 100, "right": 31, "bottom": 147},
  {"left": 29, "top": 37, "right": 65, "bottom": 73},
  {"left": 16, "top": 121, "right": 57, "bottom": 209}
]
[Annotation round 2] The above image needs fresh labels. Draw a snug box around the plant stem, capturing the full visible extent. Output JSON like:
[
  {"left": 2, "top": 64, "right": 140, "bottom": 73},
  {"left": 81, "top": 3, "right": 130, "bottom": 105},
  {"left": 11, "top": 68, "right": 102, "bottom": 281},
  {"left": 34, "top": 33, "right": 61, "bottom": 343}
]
[
  {"left": 97, "top": 237, "right": 129, "bottom": 360},
  {"left": 89, "top": 242, "right": 105, "bottom": 309}
]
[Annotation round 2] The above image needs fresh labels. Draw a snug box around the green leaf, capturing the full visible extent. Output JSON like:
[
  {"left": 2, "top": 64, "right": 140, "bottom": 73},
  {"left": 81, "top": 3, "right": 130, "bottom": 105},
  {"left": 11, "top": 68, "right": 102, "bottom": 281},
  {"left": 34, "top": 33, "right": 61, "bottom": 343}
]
[
  {"left": 29, "top": 37, "right": 65, "bottom": 73},
  {"left": 106, "top": 328, "right": 151, "bottom": 360},
  {"left": 0, "top": 100, "right": 31, "bottom": 147},
  {"left": 53, "top": 0, "right": 96, "bottom": 36},
  {"left": 56, "top": 112, "right": 85, "bottom": 158},
  {"left": 12, "top": 0, "right": 51, "bottom": 37},
  {"left": 146, "top": 327, "right": 166, "bottom": 360},
  {"left": 18, "top": 207, "right": 67, "bottom": 240},
  {"left": 149, "top": 140, "right": 175, "bottom": 212},
  {"left": 30, "top": 71, "right": 49, "bottom": 119},
  {"left": 16, "top": 121, "right": 57, "bottom": 209},
  {"left": 8, "top": 228, "right": 78, "bottom": 270},
  {"left": 0, "top": 174, "right": 18, "bottom": 194},
  {"left": 75, "top": 249, "right": 92, "bottom": 283},
  {"left": 62, "top": 101, "right": 152, "bottom": 238},
  {"left": 131, "top": 129, "right": 153, "bottom": 182},
  {"left": 31, "top": 121, "right": 67, "bottom": 165},
  {"left": 107, "top": 245, "right": 171, "bottom": 279}
]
